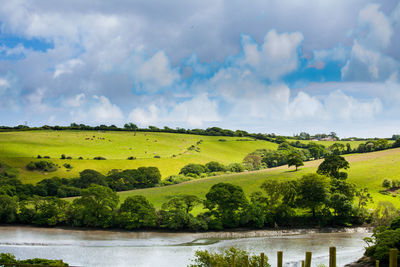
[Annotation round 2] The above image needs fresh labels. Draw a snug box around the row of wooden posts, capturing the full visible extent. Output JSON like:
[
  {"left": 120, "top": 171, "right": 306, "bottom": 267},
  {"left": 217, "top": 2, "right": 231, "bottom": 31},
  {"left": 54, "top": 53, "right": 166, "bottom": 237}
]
[{"left": 230, "top": 247, "right": 399, "bottom": 267}]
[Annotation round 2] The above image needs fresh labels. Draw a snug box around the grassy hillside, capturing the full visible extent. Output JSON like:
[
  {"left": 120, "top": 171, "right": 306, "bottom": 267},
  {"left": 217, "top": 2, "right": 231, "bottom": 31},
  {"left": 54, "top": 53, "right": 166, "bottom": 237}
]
[
  {"left": 0, "top": 130, "right": 278, "bottom": 183},
  {"left": 117, "top": 148, "right": 400, "bottom": 210}
]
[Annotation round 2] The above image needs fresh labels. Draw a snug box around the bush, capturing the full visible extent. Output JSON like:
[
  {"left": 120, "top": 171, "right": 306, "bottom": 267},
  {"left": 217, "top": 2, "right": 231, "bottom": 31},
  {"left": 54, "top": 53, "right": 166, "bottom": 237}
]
[
  {"left": 188, "top": 247, "right": 270, "bottom": 267},
  {"left": 78, "top": 156, "right": 83, "bottom": 160},
  {"left": 63, "top": 163, "right": 73, "bottom": 169},
  {"left": 37, "top": 155, "right": 42, "bottom": 158},
  {"left": 127, "top": 156, "right": 136, "bottom": 160},
  {"left": 26, "top": 161, "right": 58, "bottom": 172},
  {"left": 93, "top": 156, "right": 106, "bottom": 160},
  {"left": 60, "top": 154, "right": 66, "bottom": 159},
  {"left": 205, "top": 161, "right": 226, "bottom": 172},
  {"left": 382, "top": 179, "right": 392, "bottom": 188},
  {"left": 227, "top": 163, "right": 245, "bottom": 173},
  {"left": 161, "top": 175, "right": 193, "bottom": 186},
  {"left": 180, "top": 164, "right": 206, "bottom": 175},
  {"left": 154, "top": 155, "right": 161, "bottom": 158}
]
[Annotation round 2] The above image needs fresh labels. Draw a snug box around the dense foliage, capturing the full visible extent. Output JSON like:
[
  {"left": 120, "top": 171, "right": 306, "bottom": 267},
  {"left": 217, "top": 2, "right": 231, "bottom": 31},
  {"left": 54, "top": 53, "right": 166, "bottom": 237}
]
[
  {"left": 0, "top": 165, "right": 161, "bottom": 199},
  {"left": 0, "top": 253, "right": 68, "bottom": 266},
  {"left": 189, "top": 247, "right": 270, "bottom": 267},
  {"left": 0, "top": 156, "right": 375, "bottom": 231}
]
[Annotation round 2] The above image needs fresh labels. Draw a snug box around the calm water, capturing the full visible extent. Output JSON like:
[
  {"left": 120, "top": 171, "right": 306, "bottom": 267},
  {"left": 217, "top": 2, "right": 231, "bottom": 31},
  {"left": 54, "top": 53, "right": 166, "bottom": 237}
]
[{"left": 0, "top": 226, "right": 371, "bottom": 267}]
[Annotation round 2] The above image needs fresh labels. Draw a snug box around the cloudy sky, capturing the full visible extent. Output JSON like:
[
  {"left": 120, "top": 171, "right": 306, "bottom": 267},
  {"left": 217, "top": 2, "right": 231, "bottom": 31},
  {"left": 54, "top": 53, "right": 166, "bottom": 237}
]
[{"left": 0, "top": 0, "right": 400, "bottom": 137}]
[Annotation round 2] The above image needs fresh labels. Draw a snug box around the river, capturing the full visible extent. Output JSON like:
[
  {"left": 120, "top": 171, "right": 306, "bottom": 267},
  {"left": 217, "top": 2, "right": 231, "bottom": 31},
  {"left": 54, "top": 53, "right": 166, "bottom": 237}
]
[{"left": 0, "top": 226, "right": 371, "bottom": 267}]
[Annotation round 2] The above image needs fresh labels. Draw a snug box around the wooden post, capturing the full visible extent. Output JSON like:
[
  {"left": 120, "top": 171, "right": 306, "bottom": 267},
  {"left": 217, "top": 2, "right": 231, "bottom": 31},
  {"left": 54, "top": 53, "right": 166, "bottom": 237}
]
[
  {"left": 260, "top": 252, "right": 265, "bottom": 267},
  {"left": 329, "top": 247, "right": 336, "bottom": 267},
  {"left": 376, "top": 260, "right": 379, "bottom": 267},
  {"left": 244, "top": 255, "right": 248, "bottom": 267},
  {"left": 301, "top": 260, "right": 305, "bottom": 267},
  {"left": 277, "top": 251, "right": 283, "bottom": 267},
  {"left": 231, "top": 254, "right": 235, "bottom": 267},
  {"left": 305, "top": 252, "right": 312, "bottom": 267},
  {"left": 389, "top": 248, "right": 398, "bottom": 267}
]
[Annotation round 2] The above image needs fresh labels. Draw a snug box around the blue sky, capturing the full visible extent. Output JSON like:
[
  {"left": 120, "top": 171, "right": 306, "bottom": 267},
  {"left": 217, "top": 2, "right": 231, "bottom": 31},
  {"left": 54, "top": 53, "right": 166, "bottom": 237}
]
[{"left": 0, "top": 0, "right": 400, "bottom": 137}]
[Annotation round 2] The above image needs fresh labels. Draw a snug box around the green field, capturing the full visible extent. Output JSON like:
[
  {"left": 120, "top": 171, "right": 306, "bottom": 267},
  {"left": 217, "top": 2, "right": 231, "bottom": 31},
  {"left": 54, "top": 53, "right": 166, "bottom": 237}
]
[
  {"left": 2, "top": 130, "right": 399, "bottom": 212},
  {"left": 0, "top": 130, "right": 278, "bottom": 183},
  {"left": 117, "top": 148, "right": 400, "bottom": 210}
]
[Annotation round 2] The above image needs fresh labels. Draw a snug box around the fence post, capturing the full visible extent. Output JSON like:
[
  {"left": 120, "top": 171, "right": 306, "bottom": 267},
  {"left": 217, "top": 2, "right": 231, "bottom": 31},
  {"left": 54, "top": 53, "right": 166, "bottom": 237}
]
[
  {"left": 329, "top": 247, "right": 336, "bottom": 267},
  {"left": 231, "top": 254, "right": 235, "bottom": 267},
  {"left": 244, "top": 255, "right": 248, "bottom": 267},
  {"left": 305, "top": 252, "right": 312, "bottom": 267},
  {"left": 376, "top": 260, "right": 379, "bottom": 267},
  {"left": 389, "top": 248, "right": 398, "bottom": 267},
  {"left": 277, "top": 251, "right": 283, "bottom": 267},
  {"left": 260, "top": 252, "right": 265, "bottom": 266}
]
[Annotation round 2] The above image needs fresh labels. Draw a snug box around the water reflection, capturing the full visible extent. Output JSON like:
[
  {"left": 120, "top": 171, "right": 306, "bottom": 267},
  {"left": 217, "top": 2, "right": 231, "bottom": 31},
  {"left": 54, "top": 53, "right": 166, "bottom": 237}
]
[{"left": 0, "top": 226, "right": 371, "bottom": 267}]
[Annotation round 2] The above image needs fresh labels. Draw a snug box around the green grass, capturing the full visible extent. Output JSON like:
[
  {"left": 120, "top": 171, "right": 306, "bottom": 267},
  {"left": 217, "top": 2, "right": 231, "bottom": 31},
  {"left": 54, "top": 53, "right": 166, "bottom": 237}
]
[
  {"left": 117, "top": 148, "right": 400, "bottom": 210},
  {"left": 294, "top": 139, "right": 392, "bottom": 149},
  {"left": 0, "top": 130, "right": 277, "bottom": 183}
]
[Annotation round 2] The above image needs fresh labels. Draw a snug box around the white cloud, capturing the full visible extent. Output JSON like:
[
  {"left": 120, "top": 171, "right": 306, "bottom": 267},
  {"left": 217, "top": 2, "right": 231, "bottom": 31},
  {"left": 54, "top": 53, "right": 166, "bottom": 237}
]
[
  {"left": 54, "top": 58, "right": 84, "bottom": 78},
  {"left": 358, "top": 4, "right": 392, "bottom": 50},
  {"left": 241, "top": 30, "right": 303, "bottom": 80},
  {"left": 70, "top": 95, "right": 124, "bottom": 125},
  {"left": 64, "top": 93, "right": 85, "bottom": 107},
  {"left": 128, "top": 104, "right": 159, "bottom": 127},
  {"left": 127, "top": 94, "right": 219, "bottom": 127},
  {"left": 123, "top": 50, "right": 180, "bottom": 92},
  {"left": 287, "top": 92, "right": 325, "bottom": 119},
  {"left": 324, "top": 90, "right": 382, "bottom": 120}
]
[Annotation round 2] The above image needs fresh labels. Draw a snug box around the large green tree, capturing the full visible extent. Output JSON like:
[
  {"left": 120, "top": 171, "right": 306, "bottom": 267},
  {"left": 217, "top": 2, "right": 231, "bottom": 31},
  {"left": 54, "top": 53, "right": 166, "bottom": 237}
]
[
  {"left": 70, "top": 185, "right": 119, "bottom": 228},
  {"left": 297, "top": 174, "right": 329, "bottom": 217},
  {"left": 204, "top": 183, "right": 248, "bottom": 228},
  {"left": 317, "top": 154, "right": 350, "bottom": 179},
  {"left": 118, "top": 195, "right": 157, "bottom": 229}
]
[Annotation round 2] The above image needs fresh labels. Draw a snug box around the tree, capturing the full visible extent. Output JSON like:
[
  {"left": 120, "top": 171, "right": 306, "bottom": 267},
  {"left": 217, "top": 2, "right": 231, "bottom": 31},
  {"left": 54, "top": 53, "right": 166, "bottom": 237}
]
[
  {"left": 243, "top": 154, "right": 262, "bottom": 170},
  {"left": 73, "top": 169, "right": 107, "bottom": 188},
  {"left": 204, "top": 183, "right": 248, "bottom": 228},
  {"left": 317, "top": 154, "right": 349, "bottom": 179},
  {"left": 162, "top": 195, "right": 201, "bottom": 214},
  {"left": 356, "top": 187, "right": 373, "bottom": 208},
  {"left": 124, "top": 123, "right": 138, "bottom": 131},
  {"left": 0, "top": 195, "right": 18, "bottom": 223},
  {"left": 296, "top": 174, "right": 329, "bottom": 217},
  {"left": 179, "top": 164, "right": 206, "bottom": 176},
  {"left": 287, "top": 153, "right": 304, "bottom": 171},
  {"left": 70, "top": 185, "right": 119, "bottom": 228},
  {"left": 118, "top": 196, "right": 157, "bottom": 229},
  {"left": 205, "top": 161, "right": 226, "bottom": 172}
]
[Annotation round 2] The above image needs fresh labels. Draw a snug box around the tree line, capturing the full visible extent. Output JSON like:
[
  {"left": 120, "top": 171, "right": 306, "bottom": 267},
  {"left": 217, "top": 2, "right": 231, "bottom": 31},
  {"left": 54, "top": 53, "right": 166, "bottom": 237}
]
[
  {"left": 0, "top": 164, "right": 161, "bottom": 199},
  {"left": 0, "top": 155, "right": 374, "bottom": 231},
  {"left": 243, "top": 138, "right": 400, "bottom": 171}
]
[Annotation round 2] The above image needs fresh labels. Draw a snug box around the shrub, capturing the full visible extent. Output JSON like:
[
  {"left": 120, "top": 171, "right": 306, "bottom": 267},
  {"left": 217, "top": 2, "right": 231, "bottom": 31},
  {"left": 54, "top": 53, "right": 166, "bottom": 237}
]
[
  {"left": 43, "top": 156, "right": 50, "bottom": 159},
  {"left": 188, "top": 247, "right": 270, "bottom": 267},
  {"left": 60, "top": 154, "right": 66, "bottom": 159},
  {"left": 26, "top": 161, "right": 58, "bottom": 172},
  {"left": 227, "top": 163, "right": 245, "bottom": 173},
  {"left": 205, "top": 161, "right": 226, "bottom": 172},
  {"left": 179, "top": 164, "right": 206, "bottom": 176},
  {"left": 37, "top": 155, "right": 42, "bottom": 159},
  {"left": 78, "top": 157, "right": 83, "bottom": 160},
  {"left": 218, "top": 139, "right": 227, "bottom": 142},
  {"left": 93, "top": 156, "right": 106, "bottom": 160},
  {"left": 66, "top": 156, "right": 72, "bottom": 160},
  {"left": 127, "top": 156, "right": 136, "bottom": 160},
  {"left": 63, "top": 163, "right": 73, "bottom": 169},
  {"left": 382, "top": 179, "right": 392, "bottom": 188},
  {"left": 154, "top": 155, "right": 161, "bottom": 158}
]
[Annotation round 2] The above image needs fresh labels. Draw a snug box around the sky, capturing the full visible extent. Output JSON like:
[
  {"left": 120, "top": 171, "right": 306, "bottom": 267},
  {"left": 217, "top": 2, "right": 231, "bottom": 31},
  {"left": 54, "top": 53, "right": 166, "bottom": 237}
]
[{"left": 0, "top": 0, "right": 400, "bottom": 137}]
